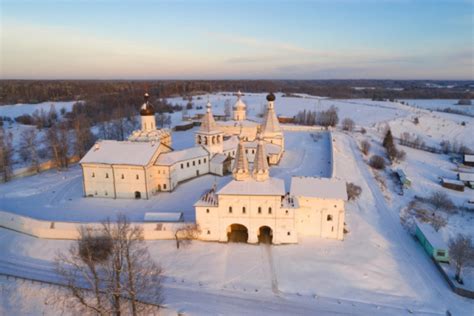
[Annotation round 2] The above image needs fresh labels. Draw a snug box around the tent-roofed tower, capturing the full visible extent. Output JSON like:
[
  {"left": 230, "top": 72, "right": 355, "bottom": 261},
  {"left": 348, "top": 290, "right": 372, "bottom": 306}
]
[
  {"left": 233, "top": 90, "right": 247, "bottom": 121},
  {"left": 252, "top": 134, "right": 269, "bottom": 181},
  {"left": 232, "top": 135, "right": 250, "bottom": 181},
  {"left": 140, "top": 92, "right": 156, "bottom": 131},
  {"left": 195, "top": 99, "right": 223, "bottom": 155},
  {"left": 261, "top": 92, "right": 284, "bottom": 150}
]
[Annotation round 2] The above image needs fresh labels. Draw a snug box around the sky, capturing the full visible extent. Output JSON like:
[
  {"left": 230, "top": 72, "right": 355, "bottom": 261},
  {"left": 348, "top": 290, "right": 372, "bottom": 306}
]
[{"left": 1, "top": 0, "right": 473, "bottom": 80}]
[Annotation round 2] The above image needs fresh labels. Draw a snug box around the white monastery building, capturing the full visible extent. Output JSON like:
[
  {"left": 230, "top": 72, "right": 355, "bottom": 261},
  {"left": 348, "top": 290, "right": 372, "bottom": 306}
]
[
  {"left": 80, "top": 92, "right": 285, "bottom": 199},
  {"left": 195, "top": 134, "right": 347, "bottom": 244}
]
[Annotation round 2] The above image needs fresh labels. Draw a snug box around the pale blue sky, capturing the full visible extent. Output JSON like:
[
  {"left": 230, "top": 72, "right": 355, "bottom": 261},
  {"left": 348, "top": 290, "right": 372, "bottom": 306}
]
[{"left": 1, "top": 0, "right": 473, "bottom": 79}]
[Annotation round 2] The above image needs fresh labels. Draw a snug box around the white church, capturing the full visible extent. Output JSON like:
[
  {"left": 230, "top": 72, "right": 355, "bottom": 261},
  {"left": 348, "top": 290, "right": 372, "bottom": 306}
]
[{"left": 80, "top": 92, "right": 285, "bottom": 199}]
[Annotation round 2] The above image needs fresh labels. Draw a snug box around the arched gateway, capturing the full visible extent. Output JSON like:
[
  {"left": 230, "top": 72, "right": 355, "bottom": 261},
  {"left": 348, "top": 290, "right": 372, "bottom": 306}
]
[
  {"left": 227, "top": 224, "right": 248, "bottom": 243},
  {"left": 258, "top": 226, "right": 273, "bottom": 244}
]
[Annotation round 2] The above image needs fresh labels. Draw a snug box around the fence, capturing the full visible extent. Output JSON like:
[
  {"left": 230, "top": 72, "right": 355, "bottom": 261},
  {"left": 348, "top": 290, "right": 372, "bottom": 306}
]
[{"left": 0, "top": 210, "right": 189, "bottom": 240}]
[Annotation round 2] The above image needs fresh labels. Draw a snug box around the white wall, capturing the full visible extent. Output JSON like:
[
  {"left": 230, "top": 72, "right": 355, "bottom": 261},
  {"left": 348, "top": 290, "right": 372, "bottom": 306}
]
[{"left": 0, "top": 210, "right": 189, "bottom": 240}]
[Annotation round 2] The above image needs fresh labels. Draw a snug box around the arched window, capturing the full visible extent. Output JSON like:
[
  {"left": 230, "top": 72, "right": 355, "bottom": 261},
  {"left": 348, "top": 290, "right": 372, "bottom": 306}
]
[
  {"left": 258, "top": 207, "right": 262, "bottom": 214},
  {"left": 105, "top": 173, "right": 109, "bottom": 179},
  {"left": 92, "top": 172, "right": 95, "bottom": 178},
  {"left": 229, "top": 206, "right": 232, "bottom": 213},
  {"left": 136, "top": 174, "right": 139, "bottom": 180},
  {"left": 327, "top": 214, "right": 333, "bottom": 221},
  {"left": 268, "top": 207, "right": 272, "bottom": 214},
  {"left": 121, "top": 174, "right": 124, "bottom": 179},
  {"left": 242, "top": 207, "right": 246, "bottom": 214}
]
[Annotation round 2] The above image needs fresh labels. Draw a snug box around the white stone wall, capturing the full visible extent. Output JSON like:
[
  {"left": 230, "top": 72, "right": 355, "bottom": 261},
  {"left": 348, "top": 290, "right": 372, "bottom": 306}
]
[{"left": 295, "top": 197, "right": 345, "bottom": 240}]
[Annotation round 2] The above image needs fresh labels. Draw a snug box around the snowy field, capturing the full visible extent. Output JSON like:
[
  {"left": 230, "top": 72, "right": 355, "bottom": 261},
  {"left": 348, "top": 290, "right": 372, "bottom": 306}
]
[
  {"left": 400, "top": 99, "right": 474, "bottom": 115},
  {"left": 0, "top": 130, "right": 332, "bottom": 222},
  {"left": 0, "top": 100, "right": 78, "bottom": 118},
  {"left": 1, "top": 92, "right": 474, "bottom": 315}
]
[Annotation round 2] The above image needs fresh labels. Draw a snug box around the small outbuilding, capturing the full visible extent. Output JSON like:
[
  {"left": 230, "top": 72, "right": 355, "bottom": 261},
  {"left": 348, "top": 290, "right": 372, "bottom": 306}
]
[
  {"left": 458, "top": 172, "right": 474, "bottom": 188},
  {"left": 395, "top": 169, "right": 411, "bottom": 188},
  {"left": 463, "top": 154, "right": 474, "bottom": 167},
  {"left": 414, "top": 219, "right": 449, "bottom": 263},
  {"left": 440, "top": 178, "right": 465, "bottom": 192}
]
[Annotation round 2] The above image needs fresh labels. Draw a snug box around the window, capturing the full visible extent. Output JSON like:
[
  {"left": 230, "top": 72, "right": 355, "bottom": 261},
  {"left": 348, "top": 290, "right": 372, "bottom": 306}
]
[
  {"left": 187, "top": 162, "right": 190, "bottom": 167},
  {"left": 92, "top": 172, "right": 95, "bottom": 178},
  {"left": 268, "top": 207, "right": 272, "bottom": 214},
  {"left": 242, "top": 207, "right": 246, "bottom": 214},
  {"left": 252, "top": 150, "right": 255, "bottom": 154},
  {"left": 181, "top": 163, "right": 184, "bottom": 169},
  {"left": 437, "top": 250, "right": 446, "bottom": 257},
  {"left": 204, "top": 158, "right": 207, "bottom": 163},
  {"left": 121, "top": 174, "right": 124, "bottom": 179},
  {"left": 327, "top": 215, "right": 333, "bottom": 221},
  {"left": 258, "top": 207, "right": 262, "bottom": 214},
  {"left": 163, "top": 184, "right": 167, "bottom": 189},
  {"left": 285, "top": 210, "right": 289, "bottom": 215},
  {"left": 136, "top": 174, "right": 139, "bottom": 180},
  {"left": 287, "top": 232, "right": 291, "bottom": 236},
  {"left": 105, "top": 173, "right": 109, "bottom": 179},
  {"left": 246, "top": 149, "right": 248, "bottom": 154},
  {"left": 206, "top": 209, "right": 210, "bottom": 213},
  {"left": 331, "top": 226, "right": 334, "bottom": 232},
  {"left": 105, "top": 191, "right": 108, "bottom": 196},
  {"left": 198, "top": 159, "right": 201, "bottom": 165},
  {"left": 193, "top": 161, "right": 196, "bottom": 166},
  {"left": 207, "top": 230, "right": 211, "bottom": 235},
  {"left": 229, "top": 206, "right": 233, "bottom": 213}
]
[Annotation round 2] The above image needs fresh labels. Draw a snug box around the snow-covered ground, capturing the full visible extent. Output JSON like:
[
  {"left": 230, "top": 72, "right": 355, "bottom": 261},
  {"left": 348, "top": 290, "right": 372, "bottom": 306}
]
[
  {"left": 0, "top": 130, "right": 332, "bottom": 222},
  {"left": 1, "top": 92, "right": 473, "bottom": 315},
  {"left": 0, "top": 100, "right": 78, "bottom": 118},
  {"left": 400, "top": 99, "right": 474, "bottom": 115}
]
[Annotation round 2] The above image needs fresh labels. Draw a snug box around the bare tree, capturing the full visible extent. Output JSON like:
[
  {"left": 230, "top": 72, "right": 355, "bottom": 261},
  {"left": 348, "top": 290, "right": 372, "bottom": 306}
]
[
  {"left": 19, "top": 128, "right": 41, "bottom": 173},
  {"left": 449, "top": 234, "right": 474, "bottom": 284},
  {"left": 45, "top": 123, "right": 70, "bottom": 170},
  {"left": 73, "top": 114, "right": 95, "bottom": 157},
  {"left": 53, "top": 215, "right": 163, "bottom": 315},
  {"left": 346, "top": 182, "right": 362, "bottom": 201},
  {"left": 0, "top": 126, "right": 14, "bottom": 182},
  {"left": 174, "top": 224, "right": 201, "bottom": 249},
  {"left": 360, "top": 140, "right": 371, "bottom": 155},
  {"left": 341, "top": 118, "right": 355, "bottom": 131},
  {"left": 369, "top": 155, "right": 386, "bottom": 170},
  {"left": 428, "top": 191, "right": 455, "bottom": 213}
]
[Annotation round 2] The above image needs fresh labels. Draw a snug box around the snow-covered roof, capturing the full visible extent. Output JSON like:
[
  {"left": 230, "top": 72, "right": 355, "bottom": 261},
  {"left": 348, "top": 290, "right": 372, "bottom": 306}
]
[
  {"left": 144, "top": 212, "right": 183, "bottom": 222},
  {"left": 246, "top": 141, "right": 282, "bottom": 155},
  {"left": 414, "top": 219, "right": 447, "bottom": 250},
  {"left": 441, "top": 178, "right": 465, "bottom": 186},
  {"left": 290, "top": 177, "right": 348, "bottom": 200},
  {"left": 155, "top": 146, "right": 209, "bottom": 166},
  {"left": 194, "top": 188, "right": 219, "bottom": 207},
  {"left": 458, "top": 172, "right": 474, "bottom": 182},
  {"left": 464, "top": 154, "right": 474, "bottom": 163},
  {"left": 80, "top": 140, "right": 161, "bottom": 166},
  {"left": 218, "top": 177, "right": 285, "bottom": 196},
  {"left": 218, "top": 120, "right": 260, "bottom": 127},
  {"left": 223, "top": 136, "right": 239, "bottom": 151},
  {"left": 211, "top": 153, "right": 230, "bottom": 164},
  {"left": 128, "top": 128, "right": 171, "bottom": 142}
]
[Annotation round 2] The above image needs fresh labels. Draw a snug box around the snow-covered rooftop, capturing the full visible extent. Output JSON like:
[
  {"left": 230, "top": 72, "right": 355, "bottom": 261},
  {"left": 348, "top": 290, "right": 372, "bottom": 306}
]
[
  {"left": 441, "top": 178, "right": 465, "bottom": 186},
  {"left": 223, "top": 136, "right": 239, "bottom": 151},
  {"left": 290, "top": 177, "right": 348, "bottom": 200},
  {"left": 218, "top": 177, "right": 285, "bottom": 196},
  {"left": 156, "top": 146, "right": 209, "bottom": 166},
  {"left": 80, "top": 140, "right": 161, "bottom": 166},
  {"left": 458, "top": 172, "right": 474, "bottom": 182},
  {"left": 144, "top": 212, "right": 183, "bottom": 222},
  {"left": 246, "top": 141, "right": 282, "bottom": 155},
  {"left": 464, "top": 154, "right": 474, "bottom": 163},
  {"left": 211, "top": 153, "right": 230, "bottom": 164},
  {"left": 414, "top": 219, "right": 448, "bottom": 250}
]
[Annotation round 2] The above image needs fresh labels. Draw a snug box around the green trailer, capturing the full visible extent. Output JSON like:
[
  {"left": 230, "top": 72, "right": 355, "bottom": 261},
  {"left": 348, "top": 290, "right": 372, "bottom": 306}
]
[{"left": 415, "top": 219, "right": 449, "bottom": 263}]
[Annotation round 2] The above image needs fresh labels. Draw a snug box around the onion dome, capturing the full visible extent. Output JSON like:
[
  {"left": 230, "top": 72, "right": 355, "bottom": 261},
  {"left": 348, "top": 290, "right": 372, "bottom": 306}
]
[
  {"left": 140, "top": 92, "right": 155, "bottom": 116},
  {"left": 266, "top": 92, "right": 276, "bottom": 102}
]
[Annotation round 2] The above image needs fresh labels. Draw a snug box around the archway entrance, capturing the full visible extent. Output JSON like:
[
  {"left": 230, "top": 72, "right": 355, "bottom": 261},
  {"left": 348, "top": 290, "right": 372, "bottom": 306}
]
[
  {"left": 227, "top": 224, "right": 248, "bottom": 243},
  {"left": 258, "top": 226, "right": 273, "bottom": 244}
]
